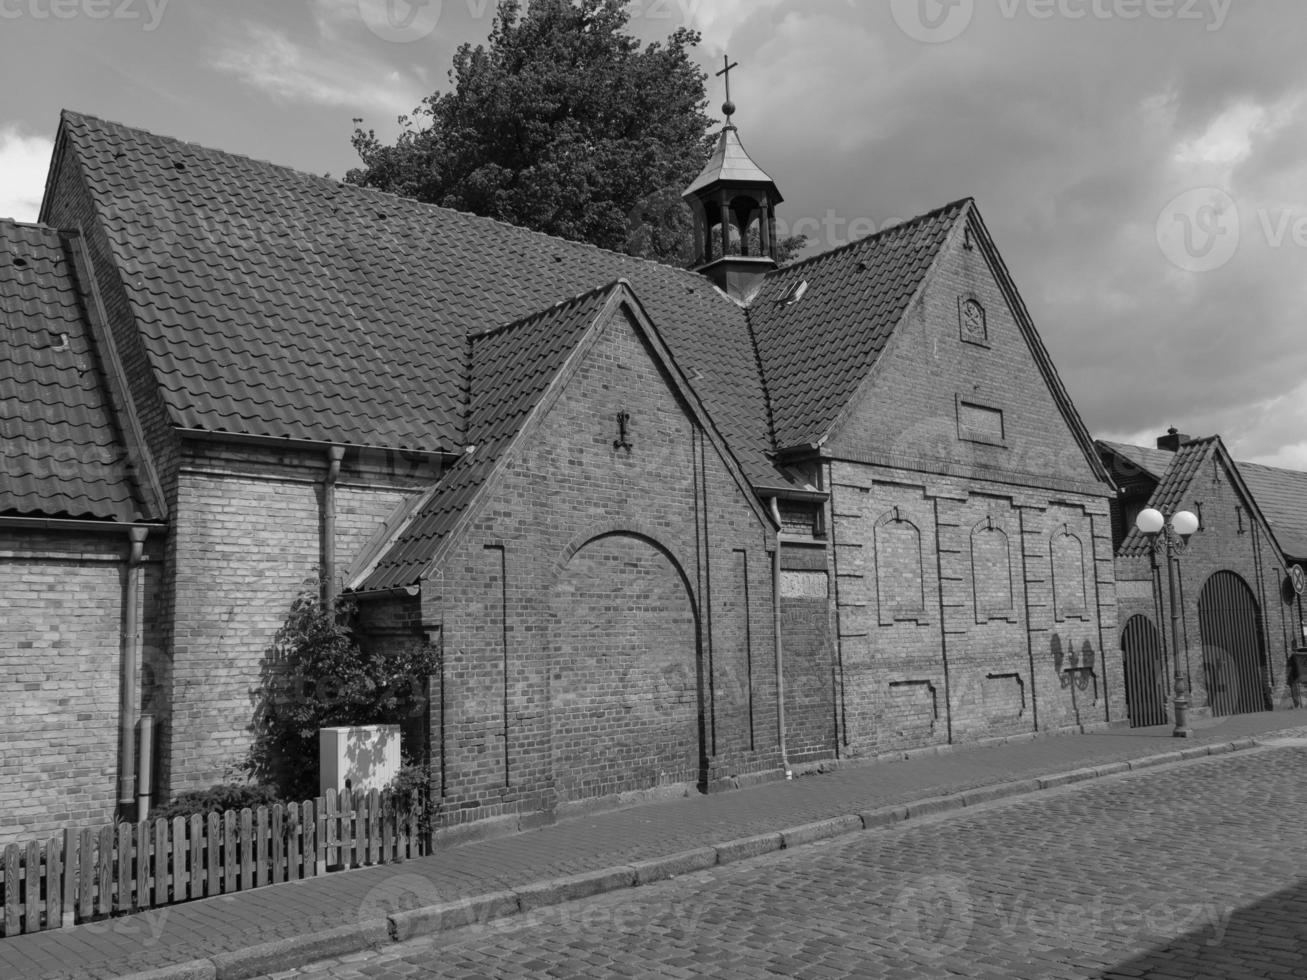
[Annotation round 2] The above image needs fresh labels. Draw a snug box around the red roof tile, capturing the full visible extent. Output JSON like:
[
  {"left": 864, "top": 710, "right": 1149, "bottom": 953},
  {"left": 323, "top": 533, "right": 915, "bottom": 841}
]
[
  {"left": 1234, "top": 459, "right": 1307, "bottom": 561},
  {"left": 0, "top": 221, "right": 142, "bottom": 522},
  {"left": 747, "top": 200, "right": 969, "bottom": 452},
  {"left": 359, "top": 283, "right": 623, "bottom": 591},
  {"left": 57, "top": 111, "right": 778, "bottom": 484}
]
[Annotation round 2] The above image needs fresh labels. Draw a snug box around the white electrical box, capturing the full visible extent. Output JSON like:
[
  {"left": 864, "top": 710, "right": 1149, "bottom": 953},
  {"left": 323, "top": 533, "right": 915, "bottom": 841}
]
[{"left": 319, "top": 725, "right": 401, "bottom": 798}]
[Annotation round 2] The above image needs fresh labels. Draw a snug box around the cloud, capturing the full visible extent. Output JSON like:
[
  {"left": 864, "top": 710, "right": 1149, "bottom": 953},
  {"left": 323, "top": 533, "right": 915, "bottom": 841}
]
[
  {"left": 0, "top": 128, "right": 53, "bottom": 223},
  {"left": 209, "top": 19, "right": 423, "bottom": 114},
  {"left": 685, "top": 0, "right": 788, "bottom": 52}
]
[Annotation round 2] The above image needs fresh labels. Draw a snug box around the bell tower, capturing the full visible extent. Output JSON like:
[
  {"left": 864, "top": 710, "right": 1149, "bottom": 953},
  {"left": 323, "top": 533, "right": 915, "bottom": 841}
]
[{"left": 683, "top": 56, "right": 784, "bottom": 302}]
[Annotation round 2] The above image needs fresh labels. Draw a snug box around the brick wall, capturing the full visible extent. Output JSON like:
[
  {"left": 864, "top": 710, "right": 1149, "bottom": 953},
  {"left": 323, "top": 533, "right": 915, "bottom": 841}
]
[
  {"left": 426, "top": 303, "right": 778, "bottom": 826},
  {"left": 0, "top": 529, "right": 163, "bottom": 845},
  {"left": 156, "top": 441, "right": 434, "bottom": 800},
  {"left": 1113, "top": 448, "right": 1302, "bottom": 721},
  {"left": 814, "top": 214, "right": 1120, "bottom": 755},
  {"left": 43, "top": 132, "right": 182, "bottom": 506},
  {"left": 779, "top": 543, "right": 837, "bottom": 761}
]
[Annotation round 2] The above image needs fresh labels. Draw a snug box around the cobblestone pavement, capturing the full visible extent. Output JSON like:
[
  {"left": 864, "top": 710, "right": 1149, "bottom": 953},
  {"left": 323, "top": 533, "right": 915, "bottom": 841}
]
[{"left": 276, "top": 745, "right": 1307, "bottom": 980}]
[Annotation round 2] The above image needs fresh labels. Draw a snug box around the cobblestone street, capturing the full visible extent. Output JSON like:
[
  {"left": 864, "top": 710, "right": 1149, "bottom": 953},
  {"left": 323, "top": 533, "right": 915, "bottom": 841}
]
[{"left": 275, "top": 744, "right": 1307, "bottom": 979}]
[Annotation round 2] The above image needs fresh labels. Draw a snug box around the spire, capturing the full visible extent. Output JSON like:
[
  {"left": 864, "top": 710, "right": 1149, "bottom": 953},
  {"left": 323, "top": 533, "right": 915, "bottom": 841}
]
[{"left": 682, "top": 55, "right": 784, "bottom": 301}]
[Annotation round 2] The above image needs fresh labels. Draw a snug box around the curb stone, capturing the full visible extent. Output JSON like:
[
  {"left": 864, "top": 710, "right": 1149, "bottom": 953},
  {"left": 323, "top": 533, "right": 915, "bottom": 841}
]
[
  {"left": 387, "top": 890, "right": 519, "bottom": 942},
  {"left": 629, "top": 847, "right": 719, "bottom": 885},
  {"left": 515, "top": 866, "right": 636, "bottom": 912},
  {"left": 106, "top": 735, "right": 1275, "bottom": 980},
  {"left": 209, "top": 920, "right": 390, "bottom": 980}
]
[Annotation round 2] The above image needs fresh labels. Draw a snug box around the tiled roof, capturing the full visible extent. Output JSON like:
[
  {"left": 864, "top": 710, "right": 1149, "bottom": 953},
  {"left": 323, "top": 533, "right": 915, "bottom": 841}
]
[
  {"left": 1236, "top": 460, "right": 1307, "bottom": 561},
  {"left": 1117, "top": 437, "right": 1216, "bottom": 558},
  {"left": 1098, "top": 441, "right": 1175, "bottom": 482},
  {"left": 0, "top": 221, "right": 142, "bottom": 522},
  {"left": 1108, "top": 437, "right": 1307, "bottom": 562},
  {"left": 747, "top": 200, "right": 969, "bottom": 452},
  {"left": 55, "top": 111, "right": 777, "bottom": 483},
  {"left": 359, "top": 284, "right": 620, "bottom": 591},
  {"left": 683, "top": 127, "right": 781, "bottom": 199}
]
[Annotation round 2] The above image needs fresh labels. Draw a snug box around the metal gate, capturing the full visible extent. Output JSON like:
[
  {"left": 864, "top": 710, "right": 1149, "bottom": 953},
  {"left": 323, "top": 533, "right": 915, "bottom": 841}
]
[
  {"left": 1198, "top": 571, "right": 1269, "bottom": 717},
  {"left": 1121, "top": 615, "right": 1167, "bottom": 728}
]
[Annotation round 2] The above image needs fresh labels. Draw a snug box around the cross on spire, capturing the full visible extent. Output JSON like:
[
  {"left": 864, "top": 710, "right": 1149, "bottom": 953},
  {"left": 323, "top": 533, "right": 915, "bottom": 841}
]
[{"left": 717, "top": 54, "right": 739, "bottom": 126}]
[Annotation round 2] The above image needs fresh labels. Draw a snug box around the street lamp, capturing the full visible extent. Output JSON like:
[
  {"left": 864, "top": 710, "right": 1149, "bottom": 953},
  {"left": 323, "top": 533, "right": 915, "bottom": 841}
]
[{"left": 1135, "top": 507, "right": 1200, "bottom": 737}]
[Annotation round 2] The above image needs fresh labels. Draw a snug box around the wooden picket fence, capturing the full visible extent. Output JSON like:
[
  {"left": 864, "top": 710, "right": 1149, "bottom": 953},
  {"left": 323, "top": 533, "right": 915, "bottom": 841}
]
[{"left": 0, "top": 788, "right": 424, "bottom": 938}]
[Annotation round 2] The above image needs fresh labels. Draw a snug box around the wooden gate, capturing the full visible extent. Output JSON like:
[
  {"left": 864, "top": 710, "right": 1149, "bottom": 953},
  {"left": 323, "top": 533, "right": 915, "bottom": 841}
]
[
  {"left": 1121, "top": 614, "right": 1167, "bottom": 728},
  {"left": 1198, "top": 571, "right": 1269, "bottom": 717}
]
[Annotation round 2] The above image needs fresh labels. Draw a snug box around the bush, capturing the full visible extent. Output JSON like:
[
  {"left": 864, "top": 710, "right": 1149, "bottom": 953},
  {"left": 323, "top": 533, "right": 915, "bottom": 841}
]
[
  {"left": 385, "top": 760, "right": 437, "bottom": 841},
  {"left": 149, "top": 783, "right": 281, "bottom": 823},
  {"left": 245, "top": 589, "right": 441, "bottom": 801}
]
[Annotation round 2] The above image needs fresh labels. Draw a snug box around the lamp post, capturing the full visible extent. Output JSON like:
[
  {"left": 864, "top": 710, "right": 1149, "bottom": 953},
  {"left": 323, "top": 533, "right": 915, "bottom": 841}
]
[{"left": 1136, "top": 507, "right": 1200, "bottom": 737}]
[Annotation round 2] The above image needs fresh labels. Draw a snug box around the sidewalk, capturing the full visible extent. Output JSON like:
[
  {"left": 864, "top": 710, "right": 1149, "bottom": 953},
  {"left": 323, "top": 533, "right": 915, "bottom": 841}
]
[{"left": 5, "top": 711, "right": 1307, "bottom": 980}]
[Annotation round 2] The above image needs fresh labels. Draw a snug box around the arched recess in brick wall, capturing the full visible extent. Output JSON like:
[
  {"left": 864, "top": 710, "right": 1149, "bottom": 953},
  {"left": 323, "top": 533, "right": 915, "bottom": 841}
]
[
  {"left": 970, "top": 517, "right": 1015, "bottom": 623},
  {"left": 1199, "top": 570, "right": 1270, "bottom": 718},
  {"left": 874, "top": 508, "right": 926, "bottom": 626},
  {"left": 546, "top": 531, "right": 704, "bottom": 805},
  {"left": 1050, "top": 528, "right": 1088, "bottom": 622}
]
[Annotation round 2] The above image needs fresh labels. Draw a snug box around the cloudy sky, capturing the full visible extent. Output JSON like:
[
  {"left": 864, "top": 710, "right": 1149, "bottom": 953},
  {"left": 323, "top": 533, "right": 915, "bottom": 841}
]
[{"left": 1, "top": 0, "right": 1304, "bottom": 467}]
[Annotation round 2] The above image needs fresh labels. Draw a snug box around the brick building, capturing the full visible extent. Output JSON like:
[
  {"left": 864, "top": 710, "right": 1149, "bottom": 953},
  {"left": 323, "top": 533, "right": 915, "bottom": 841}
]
[
  {"left": 2, "top": 109, "right": 1122, "bottom": 845},
  {"left": 1099, "top": 435, "right": 1307, "bottom": 727}
]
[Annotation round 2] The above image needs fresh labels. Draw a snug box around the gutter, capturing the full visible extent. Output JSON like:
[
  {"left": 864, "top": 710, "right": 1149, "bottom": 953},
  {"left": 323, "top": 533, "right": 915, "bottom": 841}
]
[
  {"left": 177, "top": 427, "right": 458, "bottom": 464},
  {"left": 767, "top": 496, "right": 792, "bottom": 780},
  {"left": 0, "top": 515, "right": 165, "bottom": 534},
  {"left": 322, "top": 446, "right": 345, "bottom": 607},
  {"left": 119, "top": 527, "right": 148, "bottom": 816},
  {"left": 348, "top": 583, "right": 422, "bottom": 600}
]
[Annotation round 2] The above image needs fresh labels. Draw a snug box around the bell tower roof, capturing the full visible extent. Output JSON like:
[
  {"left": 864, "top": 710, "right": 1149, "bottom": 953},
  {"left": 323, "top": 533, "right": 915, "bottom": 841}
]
[
  {"left": 681, "top": 55, "right": 785, "bottom": 301},
  {"left": 682, "top": 126, "right": 783, "bottom": 202}
]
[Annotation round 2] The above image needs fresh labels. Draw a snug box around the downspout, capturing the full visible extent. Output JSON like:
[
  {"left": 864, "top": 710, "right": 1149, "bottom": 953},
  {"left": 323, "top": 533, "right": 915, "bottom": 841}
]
[
  {"left": 118, "top": 527, "right": 148, "bottom": 818},
  {"left": 323, "top": 446, "right": 345, "bottom": 607},
  {"left": 770, "top": 497, "right": 792, "bottom": 779}
]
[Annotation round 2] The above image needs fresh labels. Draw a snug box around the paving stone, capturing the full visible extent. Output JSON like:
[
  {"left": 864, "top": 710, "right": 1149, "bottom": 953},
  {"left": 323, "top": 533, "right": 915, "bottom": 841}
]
[{"left": 3, "top": 713, "right": 1303, "bottom": 980}]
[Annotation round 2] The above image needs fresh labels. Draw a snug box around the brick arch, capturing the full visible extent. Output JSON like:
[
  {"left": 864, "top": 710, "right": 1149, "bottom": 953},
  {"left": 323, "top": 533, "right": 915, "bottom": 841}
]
[
  {"left": 545, "top": 530, "right": 705, "bottom": 805},
  {"left": 970, "top": 516, "right": 1014, "bottom": 622},
  {"left": 547, "top": 524, "right": 701, "bottom": 618},
  {"left": 874, "top": 507, "right": 926, "bottom": 625}
]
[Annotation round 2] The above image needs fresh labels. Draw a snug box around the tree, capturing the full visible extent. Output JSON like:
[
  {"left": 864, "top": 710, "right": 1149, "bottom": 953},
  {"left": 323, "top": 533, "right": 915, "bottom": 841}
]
[{"left": 347, "top": 0, "right": 804, "bottom": 266}]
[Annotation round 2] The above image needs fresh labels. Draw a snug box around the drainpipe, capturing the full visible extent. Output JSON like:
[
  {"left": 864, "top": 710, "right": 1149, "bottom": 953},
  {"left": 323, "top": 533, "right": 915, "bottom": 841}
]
[
  {"left": 118, "top": 527, "right": 148, "bottom": 817},
  {"left": 137, "top": 714, "right": 154, "bottom": 822},
  {"left": 770, "top": 498, "right": 792, "bottom": 779},
  {"left": 323, "top": 446, "right": 345, "bottom": 607}
]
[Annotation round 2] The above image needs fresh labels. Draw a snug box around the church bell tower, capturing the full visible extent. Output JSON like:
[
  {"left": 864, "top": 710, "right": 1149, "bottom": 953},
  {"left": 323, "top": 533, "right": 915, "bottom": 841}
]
[{"left": 683, "top": 56, "right": 784, "bottom": 302}]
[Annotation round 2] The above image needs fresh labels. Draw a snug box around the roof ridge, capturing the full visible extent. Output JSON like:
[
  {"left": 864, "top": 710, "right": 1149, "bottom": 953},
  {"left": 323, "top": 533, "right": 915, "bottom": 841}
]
[
  {"left": 469, "top": 279, "right": 626, "bottom": 342},
  {"left": 59, "top": 110, "right": 718, "bottom": 286},
  {"left": 758, "top": 196, "right": 973, "bottom": 283},
  {"left": 742, "top": 303, "right": 778, "bottom": 452}
]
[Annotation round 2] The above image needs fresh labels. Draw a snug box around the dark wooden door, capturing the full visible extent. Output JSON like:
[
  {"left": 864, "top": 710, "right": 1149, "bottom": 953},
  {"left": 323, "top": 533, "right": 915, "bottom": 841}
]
[
  {"left": 1199, "top": 571, "right": 1269, "bottom": 717},
  {"left": 1121, "top": 615, "right": 1167, "bottom": 728}
]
